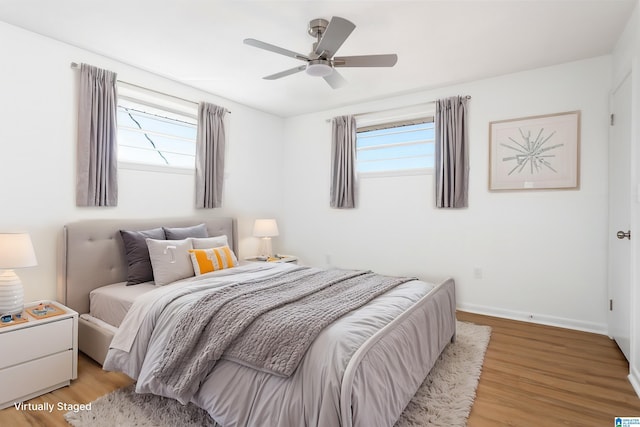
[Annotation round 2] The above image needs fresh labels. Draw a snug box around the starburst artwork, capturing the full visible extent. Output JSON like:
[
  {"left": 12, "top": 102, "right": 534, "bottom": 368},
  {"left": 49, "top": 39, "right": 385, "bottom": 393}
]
[
  {"left": 501, "top": 127, "right": 563, "bottom": 176},
  {"left": 489, "top": 111, "right": 580, "bottom": 190}
]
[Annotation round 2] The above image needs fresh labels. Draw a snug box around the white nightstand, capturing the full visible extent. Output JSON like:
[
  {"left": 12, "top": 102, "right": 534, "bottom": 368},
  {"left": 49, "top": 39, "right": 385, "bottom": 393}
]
[{"left": 0, "top": 301, "right": 78, "bottom": 409}]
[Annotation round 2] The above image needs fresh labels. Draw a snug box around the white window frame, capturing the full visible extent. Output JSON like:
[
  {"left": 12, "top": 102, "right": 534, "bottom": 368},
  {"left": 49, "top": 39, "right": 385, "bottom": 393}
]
[
  {"left": 356, "top": 108, "right": 435, "bottom": 178},
  {"left": 116, "top": 82, "right": 198, "bottom": 174}
]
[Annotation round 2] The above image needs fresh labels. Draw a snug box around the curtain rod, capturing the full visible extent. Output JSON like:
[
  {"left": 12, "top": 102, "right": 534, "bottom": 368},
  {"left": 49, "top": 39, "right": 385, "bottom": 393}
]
[
  {"left": 325, "top": 96, "right": 471, "bottom": 123},
  {"left": 70, "top": 62, "right": 231, "bottom": 114}
]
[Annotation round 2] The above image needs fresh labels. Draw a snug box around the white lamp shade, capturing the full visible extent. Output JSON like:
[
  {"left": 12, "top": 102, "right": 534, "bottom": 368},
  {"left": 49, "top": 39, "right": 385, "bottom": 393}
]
[
  {"left": 0, "top": 233, "right": 37, "bottom": 269},
  {"left": 253, "top": 219, "right": 279, "bottom": 238}
]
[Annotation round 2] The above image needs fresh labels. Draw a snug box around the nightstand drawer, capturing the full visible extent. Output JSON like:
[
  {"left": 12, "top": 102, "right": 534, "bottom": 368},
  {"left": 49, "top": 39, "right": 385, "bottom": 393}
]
[
  {"left": 0, "top": 318, "right": 73, "bottom": 370},
  {"left": 0, "top": 350, "right": 72, "bottom": 409}
]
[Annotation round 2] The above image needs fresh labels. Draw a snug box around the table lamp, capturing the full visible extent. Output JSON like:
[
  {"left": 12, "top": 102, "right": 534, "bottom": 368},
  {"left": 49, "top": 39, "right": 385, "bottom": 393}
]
[
  {"left": 0, "top": 233, "right": 38, "bottom": 316},
  {"left": 253, "top": 219, "right": 279, "bottom": 258}
]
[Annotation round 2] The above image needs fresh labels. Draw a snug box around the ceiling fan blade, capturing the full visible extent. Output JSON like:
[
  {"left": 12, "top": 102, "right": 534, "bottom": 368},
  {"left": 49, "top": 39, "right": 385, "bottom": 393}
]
[
  {"left": 323, "top": 69, "right": 347, "bottom": 89},
  {"left": 333, "top": 54, "right": 398, "bottom": 68},
  {"left": 263, "top": 65, "right": 307, "bottom": 80},
  {"left": 314, "top": 17, "right": 356, "bottom": 59},
  {"left": 244, "top": 38, "right": 309, "bottom": 62}
]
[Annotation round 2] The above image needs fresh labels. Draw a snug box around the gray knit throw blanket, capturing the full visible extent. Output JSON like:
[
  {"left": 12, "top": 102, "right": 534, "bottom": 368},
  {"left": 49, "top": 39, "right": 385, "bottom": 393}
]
[{"left": 155, "top": 266, "right": 414, "bottom": 399}]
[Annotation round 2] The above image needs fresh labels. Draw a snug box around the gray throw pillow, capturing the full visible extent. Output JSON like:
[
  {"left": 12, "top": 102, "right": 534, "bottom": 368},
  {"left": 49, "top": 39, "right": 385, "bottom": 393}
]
[
  {"left": 120, "top": 227, "right": 166, "bottom": 285},
  {"left": 163, "top": 223, "right": 209, "bottom": 240}
]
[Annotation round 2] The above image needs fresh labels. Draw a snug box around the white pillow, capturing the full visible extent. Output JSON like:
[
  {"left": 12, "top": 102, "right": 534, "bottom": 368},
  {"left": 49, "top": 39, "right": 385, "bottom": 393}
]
[
  {"left": 146, "top": 238, "right": 194, "bottom": 286},
  {"left": 190, "top": 235, "right": 229, "bottom": 249}
]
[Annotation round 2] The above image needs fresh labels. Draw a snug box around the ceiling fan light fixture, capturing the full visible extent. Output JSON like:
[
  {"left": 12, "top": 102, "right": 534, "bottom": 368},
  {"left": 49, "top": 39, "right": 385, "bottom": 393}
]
[
  {"left": 306, "top": 59, "right": 333, "bottom": 77},
  {"left": 245, "top": 16, "right": 397, "bottom": 88}
]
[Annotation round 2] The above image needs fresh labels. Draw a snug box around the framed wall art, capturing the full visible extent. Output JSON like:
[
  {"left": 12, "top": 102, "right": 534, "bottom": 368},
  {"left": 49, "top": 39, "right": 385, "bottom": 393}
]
[{"left": 489, "top": 111, "right": 580, "bottom": 191}]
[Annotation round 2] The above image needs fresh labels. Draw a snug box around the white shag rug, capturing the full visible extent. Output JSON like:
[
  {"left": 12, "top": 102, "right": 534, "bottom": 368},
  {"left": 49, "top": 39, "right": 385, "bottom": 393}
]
[{"left": 66, "top": 321, "right": 490, "bottom": 427}]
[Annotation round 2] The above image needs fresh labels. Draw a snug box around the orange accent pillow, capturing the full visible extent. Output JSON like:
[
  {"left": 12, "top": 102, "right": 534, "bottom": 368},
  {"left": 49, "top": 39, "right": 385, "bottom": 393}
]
[{"left": 189, "top": 245, "right": 238, "bottom": 275}]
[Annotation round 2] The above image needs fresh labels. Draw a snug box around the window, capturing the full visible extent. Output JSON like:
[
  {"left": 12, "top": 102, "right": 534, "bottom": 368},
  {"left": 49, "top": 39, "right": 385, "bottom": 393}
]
[
  {"left": 356, "top": 118, "right": 435, "bottom": 175},
  {"left": 117, "top": 97, "right": 197, "bottom": 170}
]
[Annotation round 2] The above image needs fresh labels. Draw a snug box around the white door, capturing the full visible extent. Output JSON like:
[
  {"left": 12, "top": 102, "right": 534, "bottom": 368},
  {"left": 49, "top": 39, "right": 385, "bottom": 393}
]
[{"left": 608, "top": 74, "right": 632, "bottom": 361}]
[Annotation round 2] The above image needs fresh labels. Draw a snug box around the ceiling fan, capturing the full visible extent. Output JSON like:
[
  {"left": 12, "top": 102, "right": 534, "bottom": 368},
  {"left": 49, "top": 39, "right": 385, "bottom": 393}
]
[{"left": 243, "top": 16, "right": 398, "bottom": 89}]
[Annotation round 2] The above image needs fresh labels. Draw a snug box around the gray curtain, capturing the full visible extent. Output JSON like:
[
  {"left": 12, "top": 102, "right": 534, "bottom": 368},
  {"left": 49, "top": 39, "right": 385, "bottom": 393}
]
[
  {"left": 435, "top": 96, "right": 469, "bottom": 208},
  {"left": 76, "top": 63, "right": 118, "bottom": 207},
  {"left": 195, "top": 102, "right": 226, "bottom": 208},
  {"left": 330, "top": 115, "right": 357, "bottom": 209}
]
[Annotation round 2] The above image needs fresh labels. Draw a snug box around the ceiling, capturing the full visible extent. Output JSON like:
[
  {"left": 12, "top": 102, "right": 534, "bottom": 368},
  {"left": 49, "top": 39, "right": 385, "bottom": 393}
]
[{"left": 0, "top": 1, "right": 635, "bottom": 117}]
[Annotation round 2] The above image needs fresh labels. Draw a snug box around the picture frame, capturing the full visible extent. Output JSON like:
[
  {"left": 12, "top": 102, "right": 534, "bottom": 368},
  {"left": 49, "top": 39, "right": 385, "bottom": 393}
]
[{"left": 489, "top": 111, "right": 580, "bottom": 191}]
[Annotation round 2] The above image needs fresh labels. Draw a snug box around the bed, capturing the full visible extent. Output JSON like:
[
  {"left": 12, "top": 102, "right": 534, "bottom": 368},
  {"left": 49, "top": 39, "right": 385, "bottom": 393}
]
[{"left": 57, "top": 217, "right": 456, "bottom": 427}]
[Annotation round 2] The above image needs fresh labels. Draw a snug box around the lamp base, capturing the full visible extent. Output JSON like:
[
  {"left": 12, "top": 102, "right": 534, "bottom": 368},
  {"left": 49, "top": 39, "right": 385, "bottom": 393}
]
[
  {"left": 0, "top": 270, "right": 24, "bottom": 316},
  {"left": 258, "top": 237, "right": 273, "bottom": 258}
]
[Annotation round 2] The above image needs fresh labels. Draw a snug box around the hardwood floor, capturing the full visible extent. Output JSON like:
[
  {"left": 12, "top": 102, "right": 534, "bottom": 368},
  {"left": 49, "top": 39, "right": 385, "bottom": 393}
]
[
  {"left": 0, "top": 311, "right": 638, "bottom": 426},
  {"left": 0, "top": 355, "right": 133, "bottom": 427},
  {"left": 458, "top": 311, "right": 640, "bottom": 427}
]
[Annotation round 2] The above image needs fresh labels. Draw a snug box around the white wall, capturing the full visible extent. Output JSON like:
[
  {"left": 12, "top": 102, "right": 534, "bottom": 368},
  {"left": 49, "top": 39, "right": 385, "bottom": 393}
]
[
  {"left": 281, "top": 56, "right": 611, "bottom": 333},
  {"left": 612, "top": 0, "right": 640, "bottom": 397},
  {"left": 0, "top": 21, "right": 285, "bottom": 303},
  {"left": 0, "top": 13, "right": 626, "bottom": 370}
]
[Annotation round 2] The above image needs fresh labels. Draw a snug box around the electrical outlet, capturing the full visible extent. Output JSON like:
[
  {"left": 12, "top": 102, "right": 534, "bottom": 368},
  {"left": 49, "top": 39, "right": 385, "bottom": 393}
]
[{"left": 473, "top": 267, "right": 483, "bottom": 279}]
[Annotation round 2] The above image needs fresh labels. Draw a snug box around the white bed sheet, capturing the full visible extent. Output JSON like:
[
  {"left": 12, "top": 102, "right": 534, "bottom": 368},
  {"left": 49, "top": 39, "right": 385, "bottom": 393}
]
[
  {"left": 89, "top": 260, "right": 257, "bottom": 328},
  {"left": 89, "top": 281, "right": 156, "bottom": 327}
]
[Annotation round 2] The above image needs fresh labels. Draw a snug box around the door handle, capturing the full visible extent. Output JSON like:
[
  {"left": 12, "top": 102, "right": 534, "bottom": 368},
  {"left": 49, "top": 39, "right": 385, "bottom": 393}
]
[{"left": 617, "top": 230, "right": 631, "bottom": 240}]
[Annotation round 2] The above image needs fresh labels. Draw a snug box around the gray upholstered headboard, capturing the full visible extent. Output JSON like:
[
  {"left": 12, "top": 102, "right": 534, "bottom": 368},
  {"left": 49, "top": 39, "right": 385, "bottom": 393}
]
[{"left": 57, "top": 217, "right": 236, "bottom": 315}]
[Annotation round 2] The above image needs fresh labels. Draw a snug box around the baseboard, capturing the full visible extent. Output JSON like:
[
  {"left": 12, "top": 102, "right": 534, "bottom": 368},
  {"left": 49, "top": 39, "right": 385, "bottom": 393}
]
[
  {"left": 457, "top": 303, "right": 608, "bottom": 335},
  {"left": 629, "top": 366, "right": 640, "bottom": 399}
]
